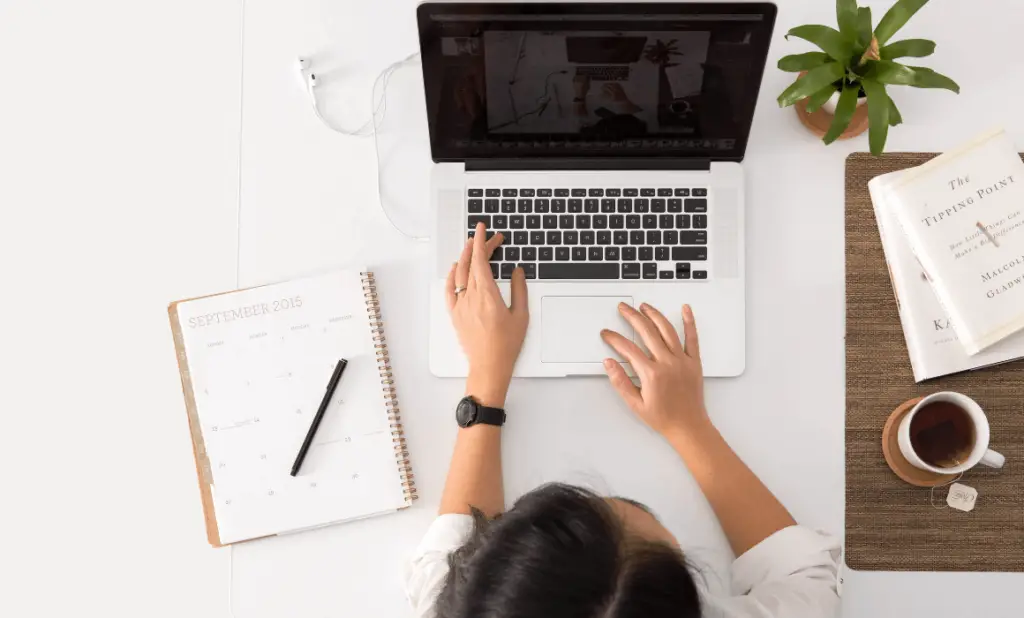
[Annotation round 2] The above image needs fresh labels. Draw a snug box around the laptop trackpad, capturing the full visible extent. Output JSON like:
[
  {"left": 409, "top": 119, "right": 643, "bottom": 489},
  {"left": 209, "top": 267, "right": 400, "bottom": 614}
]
[{"left": 541, "top": 296, "right": 635, "bottom": 363}]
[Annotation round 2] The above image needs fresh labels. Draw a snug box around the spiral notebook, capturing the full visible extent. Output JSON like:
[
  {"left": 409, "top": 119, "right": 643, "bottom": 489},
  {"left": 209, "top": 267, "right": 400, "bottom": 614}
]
[{"left": 168, "top": 270, "right": 416, "bottom": 547}]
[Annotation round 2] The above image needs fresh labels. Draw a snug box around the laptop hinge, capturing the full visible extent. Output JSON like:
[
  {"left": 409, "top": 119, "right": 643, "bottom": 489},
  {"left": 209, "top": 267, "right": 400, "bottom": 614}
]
[{"left": 464, "top": 158, "right": 712, "bottom": 172}]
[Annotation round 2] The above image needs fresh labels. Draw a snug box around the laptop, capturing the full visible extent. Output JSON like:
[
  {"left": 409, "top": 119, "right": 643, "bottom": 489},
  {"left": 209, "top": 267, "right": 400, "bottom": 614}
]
[{"left": 418, "top": 2, "right": 777, "bottom": 378}]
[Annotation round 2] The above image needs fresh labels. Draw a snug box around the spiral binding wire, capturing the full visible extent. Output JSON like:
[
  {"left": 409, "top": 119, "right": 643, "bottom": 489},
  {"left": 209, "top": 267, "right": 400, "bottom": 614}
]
[{"left": 361, "top": 272, "right": 417, "bottom": 502}]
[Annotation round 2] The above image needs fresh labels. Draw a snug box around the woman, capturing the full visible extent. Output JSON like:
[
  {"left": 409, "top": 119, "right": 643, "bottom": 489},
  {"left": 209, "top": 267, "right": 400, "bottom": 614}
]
[{"left": 404, "top": 224, "right": 840, "bottom": 618}]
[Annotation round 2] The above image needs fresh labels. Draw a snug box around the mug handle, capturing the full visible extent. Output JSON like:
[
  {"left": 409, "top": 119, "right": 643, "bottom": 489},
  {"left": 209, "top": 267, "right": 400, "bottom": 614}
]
[{"left": 980, "top": 449, "right": 1005, "bottom": 469}]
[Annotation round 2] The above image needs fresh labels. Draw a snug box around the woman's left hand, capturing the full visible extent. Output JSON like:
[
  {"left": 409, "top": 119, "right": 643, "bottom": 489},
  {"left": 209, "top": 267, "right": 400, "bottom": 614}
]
[{"left": 447, "top": 222, "right": 529, "bottom": 407}]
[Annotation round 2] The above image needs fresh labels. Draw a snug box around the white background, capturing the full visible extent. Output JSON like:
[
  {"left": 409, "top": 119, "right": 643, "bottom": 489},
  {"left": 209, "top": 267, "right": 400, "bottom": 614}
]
[{"left": 2, "top": 1, "right": 1023, "bottom": 617}]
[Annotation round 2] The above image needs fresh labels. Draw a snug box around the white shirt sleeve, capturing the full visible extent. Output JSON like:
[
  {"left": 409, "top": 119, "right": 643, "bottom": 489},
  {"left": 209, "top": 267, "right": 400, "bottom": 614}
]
[{"left": 403, "top": 516, "right": 840, "bottom": 618}]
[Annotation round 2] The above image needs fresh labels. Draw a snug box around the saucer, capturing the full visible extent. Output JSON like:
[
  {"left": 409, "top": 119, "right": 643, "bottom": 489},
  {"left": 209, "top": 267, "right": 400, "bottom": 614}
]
[{"left": 881, "top": 397, "right": 958, "bottom": 487}]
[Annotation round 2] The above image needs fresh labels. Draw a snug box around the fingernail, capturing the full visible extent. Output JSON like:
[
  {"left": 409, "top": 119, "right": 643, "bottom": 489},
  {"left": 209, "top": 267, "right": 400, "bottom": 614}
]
[
  {"left": 683, "top": 304, "right": 693, "bottom": 318},
  {"left": 603, "top": 359, "right": 615, "bottom": 369},
  {"left": 618, "top": 302, "right": 629, "bottom": 310},
  {"left": 639, "top": 303, "right": 649, "bottom": 312}
]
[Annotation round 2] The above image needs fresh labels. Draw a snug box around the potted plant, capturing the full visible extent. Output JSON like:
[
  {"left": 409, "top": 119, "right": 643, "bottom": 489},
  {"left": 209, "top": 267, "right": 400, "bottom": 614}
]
[{"left": 776, "top": 0, "right": 959, "bottom": 155}]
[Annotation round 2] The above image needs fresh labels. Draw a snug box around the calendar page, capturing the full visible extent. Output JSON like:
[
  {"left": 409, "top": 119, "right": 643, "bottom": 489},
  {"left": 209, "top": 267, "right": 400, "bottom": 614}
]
[{"left": 175, "top": 270, "right": 407, "bottom": 544}]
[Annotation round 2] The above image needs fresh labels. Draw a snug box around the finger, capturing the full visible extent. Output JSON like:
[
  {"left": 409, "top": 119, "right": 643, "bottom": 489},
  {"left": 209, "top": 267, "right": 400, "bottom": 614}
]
[
  {"left": 510, "top": 266, "right": 529, "bottom": 316},
  {"left": 600, "top": 328, "right": 652, "bottom": 371},
  {"left": 682, "top": 304, "right": 701, "bottom": 361},
  {"left": 455, "top": 237, "right": 473, "bottom": 291},
  {"left": 470, "top": 222, "right": 491, "bottom": 284},
  {"left": 639, "top": 303, "right": 682, "bottom": 355},
  {"left": 485, "top": 231, "right": 504, "bottom": 257},
  {"left": 618, "top": 303, "right": 670, "bottom": 359},
  {"left": 445, "top": 262, "right": 458, "bottom": 311},
  {"left": 604, "top": 358, "right": 643, "bottom": 411}
]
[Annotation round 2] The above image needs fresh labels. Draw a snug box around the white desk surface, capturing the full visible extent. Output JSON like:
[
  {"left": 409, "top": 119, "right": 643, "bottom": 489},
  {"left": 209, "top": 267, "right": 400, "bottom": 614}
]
[{"left": 3, "top": 1, "right": 1023, "bottom": 617}]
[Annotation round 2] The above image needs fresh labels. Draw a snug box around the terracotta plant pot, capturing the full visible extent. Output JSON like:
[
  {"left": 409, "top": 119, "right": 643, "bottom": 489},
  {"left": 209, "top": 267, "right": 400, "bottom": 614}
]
[{"left": 793, "top": 73, "right": 870, "bottom": 140}]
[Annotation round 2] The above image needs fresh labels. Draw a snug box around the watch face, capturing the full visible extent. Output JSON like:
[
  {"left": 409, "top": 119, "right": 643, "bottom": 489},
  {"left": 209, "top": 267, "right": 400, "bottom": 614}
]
[{"left": 456, "top": 397, "right": 477, "bottom": 427}]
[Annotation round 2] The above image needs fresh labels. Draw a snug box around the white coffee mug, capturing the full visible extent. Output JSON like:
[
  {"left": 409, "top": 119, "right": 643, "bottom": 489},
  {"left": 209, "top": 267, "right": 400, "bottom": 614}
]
[{"left": 898, "top": 391, "right": 1005, "bottom": 474}]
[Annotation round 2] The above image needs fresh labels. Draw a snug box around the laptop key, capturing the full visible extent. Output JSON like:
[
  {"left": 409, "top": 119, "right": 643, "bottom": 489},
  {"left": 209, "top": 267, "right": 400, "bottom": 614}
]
[
  {"left": 626, "top": 215, "right": 641, "bottom": 229},
  {"left": 468, "top": 215, "right": 490, "bottom": 228},
  {"left": 520, "top": 263, "right": 537, "bottom": 279},
  {"left": 668, "top": 198, "right": 682, "bottom": 212},
  {"left": 543, "top": 215, "right": 557, "bottom": 229},
  {"left": 577, "top": 215, "right": 591, "bottom": 229},
  {"left": 639, "top": 247, "right": 653, "bottom": 261},
  {"left": 614, "top": 231, "right": 628, "bottom": 245},
  {"left": 693, "top": 270, "right": 708, "bottom": 280},
  {"left": 517, "top": 200, "right": 532, "bottom": 213},
  {"left": 597, "top": 231, "right": 612, "bottom": 245},
  {"left": 601, "top": 199, "right": 616, "bottom": 213},
  {"left": 606, "top": 188, "right": 621, "bottom": 197},
  {"left": 675, "top": 188, "right": 690, "bottom": 197},
  {"left": 679, "top": 231, "right": 707, "bottom": 245},
  {"left": 605, "top": 246, "right": 620, "bottom": 261},
  {"left": 672, "top": 247, "right": 707, "bottom": 261},
  {"left": 642, "top": 215, "right": 657, "bottom": 229},
  {"left": 693, "top": 188, "right": 708, "bottom": 197},
  {"left": 610, "top": 215, "right": 624, "bottom": 229},
  {"left": 559, "top": 215, "right": 574, "bottom": 228},
  {"left": 630, "top": 231, "right": 645, "bottom": 245},
  {"left": 490, "top": 247, "right": 503, "bottom": 262},
  {"left": 547, "top": 231, "right": 561, "bottom": 245},
  {"left": 694, "top": 215, "right": 708, "bottom": 229},
  {"left": 657, "top": 188, "right": 673, "bottom": 197},
  {"left": 490, "top": 263, "right": 499, "bottom": 278},
  {"left": 617, "top": 199, "right": 633, "bottom": 213},
  {"left": 537, "top": 188, "right": 552, "bottom": 197},
  {"left": 646, "top": 231, "right": 661, "bottom": 245},
  {"left": 496, "top": 230, "right": 509, "bottom": 241},
  {"left": 581, "top": 231, "right": 595, "bottom": 245},
  {"left": 676, "top": 214, "right": 691, "bottom": 229},
  {"left": 522, "top": 247, "right": 537, "bottom": 261},
  {"left": 514, "top": 231, "right": 528, "bottom": 245},
  {"left": 526, "top": 215, "right": 541, "bottom": 229},
  {"left": 551, "top": 199, "right": 566, "bottom": 213},
  {"left": 500, "top": 263, "right": 515, "bottom": 279},
  {"left": 468, "top": 199, "right": 483, "bottom": 213},
  {"left": 589, "top": 188, "right": 604, "bottom": 197},
  {"left": 664, "top": 230, "right": 678, "bottom": 245},
  {"left": 534, "top": 199, "right": 550, "bottom": 213},
  {"left": 643, "top": 263, "right": 658, "bottom": 279},
  {"left": 660, "top": 215, "right": 674, "bottom": 229},
  {"left": 659, "top": 271, "right": 674, "bottom": 279},
  {"left": 593, "top": 215, "right": 608, "bottom": 229},
  {"left": 468, "top": 189, "right": 483, "bottom": 197},
  {"left": 572, "top": 247, "right": 587, "bottom": 261},
  {"left": 640, "top": 188, "right": 656, "bottom": 197},
  {"left": 634, "top": 198, "right": 650, "bottom": 213},
  {"left": 571, "top": 188, "right": 587, "bottom": 197},
  {"left": 485, "top": 199, "right": 500, "bottom": 213},
  {"left": 556, "top": 247, "right": 570, "bottom": 261},
  {"left": 539, "top": 247, "right": 553, "bottom": 261},
  {"left": 684, "top": 199, "right": 708, "bottom": 213},
  {"left": 520, "top": 189, "right": 535, "bottom": 197},
  {"left": 505, "top": 247, "right": 520, "bottom": 261},
  {"left": 624, "top": 188, "right": 639, "bottom": 197},
  {"left": 493, "top": 215, "right": 508, "bottom": 228},
  {"left": 485, "top": 188, "right": 501, "bottom": 197},
  {"left": 539, "top": 263, "right": 619, "bottom": 279},
  {"left": 623, "top": 247, "right": 637, "bottom": 261},
  {"left": 656, "top": 247, "right": 669, "bottom": 261},
  {"left": 530, "top": 231, "right": 545, "bottom": 244},
  {"left": 622, "top": 262, "right": 641, "bottom": 279},
  {"left": 510, "top": 215, "right": 524, "bottom": 229},
  {"left": 563, "top": 231, "right": 579, "bottom": 245},
  {"left": 502, "top": 189, "right": 517, "bottom": 197},
  {"left": 502, "top": 199, "right": 516, "bottom": 213},
  {"left": 588, "top": 247, "right": 604, "bottom": 261},
  {"left": 555, "top": 188, "right": 570, "bottom": 197},
  {"left": 585, "top": 199, "right": 599, "bottom": 213},
  {"left": 651, "top": 198, "right": 666, "bottom": 213},
  {"left": 569, "top": 198, "right": 583, "bottom": 213}
]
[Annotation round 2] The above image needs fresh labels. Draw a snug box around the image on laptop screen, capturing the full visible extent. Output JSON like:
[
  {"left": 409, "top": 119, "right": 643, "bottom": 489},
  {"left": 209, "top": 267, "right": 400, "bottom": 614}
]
[{"left": 418, "top": 4, "right": 777, "bottom": 161}]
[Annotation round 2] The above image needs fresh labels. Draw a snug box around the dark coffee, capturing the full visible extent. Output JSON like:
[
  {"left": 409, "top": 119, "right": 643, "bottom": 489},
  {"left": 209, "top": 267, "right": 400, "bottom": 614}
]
[{"left": 909, "top": 401, "right": 975, "bottom": 467}]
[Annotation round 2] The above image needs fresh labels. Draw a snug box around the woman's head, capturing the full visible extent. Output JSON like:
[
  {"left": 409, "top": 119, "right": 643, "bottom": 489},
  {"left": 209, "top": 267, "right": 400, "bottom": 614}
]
[{"left": 435, "top": 483, "right": 702, "bottom": 618}]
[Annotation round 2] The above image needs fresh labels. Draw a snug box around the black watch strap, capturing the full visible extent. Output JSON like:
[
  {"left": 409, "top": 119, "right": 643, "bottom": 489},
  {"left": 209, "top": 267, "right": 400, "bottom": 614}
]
[{"left": 475, "top": 404, "right": 506, "bottom": 426}]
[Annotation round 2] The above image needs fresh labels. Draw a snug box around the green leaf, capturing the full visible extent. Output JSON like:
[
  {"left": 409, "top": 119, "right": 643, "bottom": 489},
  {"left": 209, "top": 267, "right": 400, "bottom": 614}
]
[
  {"left": 861, "top": 79, "right": 891, "bottom": 155},
  {"left": 856, "top": 7, "right": 873, "bottom": 49},
  {"left": 874, "top": 0, "right": 930, "bottom": 45},
  {"left": 778, "top": 52, "right": 830, "bottom": 72},
  {"left": 870, "top": 60, "right": 960, "bottom": 93},
  {"left": 887, "top": 92, "right": 903, "bottom": 126},
  {"left": 837, "top": 0, "right": 860, "bottom": 42},
  {"left": 806, "top": 84, "right": 838, "bottom": 113},
  {"left": 823, "top": 85, "right": 861, "bottom": 144},
  {"left": 786, "top": 25, "right": 854, "bottom": 61},
  {"left": 777, "top": 62, "right": 846, "bottom": 107},
  {"left": 881, "top": 39, "right": 936, "bottom": 59}
]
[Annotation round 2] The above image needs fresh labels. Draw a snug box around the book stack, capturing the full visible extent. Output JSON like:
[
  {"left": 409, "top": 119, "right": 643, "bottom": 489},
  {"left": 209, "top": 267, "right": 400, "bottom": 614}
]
[{"left": 869, "top": 129, "right": 1024, "bottom": 382}]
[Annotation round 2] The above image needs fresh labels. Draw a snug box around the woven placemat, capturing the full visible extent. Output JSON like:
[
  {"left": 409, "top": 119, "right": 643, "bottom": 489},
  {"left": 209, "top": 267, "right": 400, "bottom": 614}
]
[{"left": 845, "top": 152, "right": 1024, "bottom": 572}]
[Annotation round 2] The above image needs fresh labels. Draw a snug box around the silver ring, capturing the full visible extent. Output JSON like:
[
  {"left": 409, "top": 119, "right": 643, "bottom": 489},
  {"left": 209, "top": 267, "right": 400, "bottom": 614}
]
[{"left": 454, "top": 285, "right": 467, "bottom": 296}]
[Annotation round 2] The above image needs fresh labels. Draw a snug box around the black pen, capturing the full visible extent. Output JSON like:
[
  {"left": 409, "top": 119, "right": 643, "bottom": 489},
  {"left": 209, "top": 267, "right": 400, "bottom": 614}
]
[{"left": 290, "top": 359, "right": 348, "bottom": 476}]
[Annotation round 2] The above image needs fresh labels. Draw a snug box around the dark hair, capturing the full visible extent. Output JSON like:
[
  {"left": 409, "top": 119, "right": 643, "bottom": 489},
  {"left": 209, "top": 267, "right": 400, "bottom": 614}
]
[{"left": 435, "top": 483, "right": 702, "bottom": 618}]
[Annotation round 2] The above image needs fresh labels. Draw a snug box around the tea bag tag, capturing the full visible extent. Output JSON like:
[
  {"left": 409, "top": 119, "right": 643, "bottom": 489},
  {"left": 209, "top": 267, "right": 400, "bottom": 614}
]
[{"left": 946, "top": 483, "right": 978, "bottom": 512}]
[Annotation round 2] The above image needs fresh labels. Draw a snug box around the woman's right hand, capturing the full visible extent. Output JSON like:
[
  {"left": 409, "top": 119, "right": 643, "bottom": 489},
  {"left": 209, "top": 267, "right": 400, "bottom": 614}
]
[{"left": 599, "top": 303, "right": 710, "bottom": 440}]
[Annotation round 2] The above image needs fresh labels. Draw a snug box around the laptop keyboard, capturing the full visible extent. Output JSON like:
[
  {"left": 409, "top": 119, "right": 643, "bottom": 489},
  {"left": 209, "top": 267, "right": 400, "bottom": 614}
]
[
  {"left": 575, "top": 66, "right": 630, "bottom": 81},
  {"left": 466, "top": 187, "right": 709, "bottom": 281}
]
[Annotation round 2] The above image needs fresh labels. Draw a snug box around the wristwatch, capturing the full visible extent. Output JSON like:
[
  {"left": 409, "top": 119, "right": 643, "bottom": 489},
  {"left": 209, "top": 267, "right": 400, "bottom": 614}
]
[{"left": 456, "top": 396, "right": 506, "bottom": 428}]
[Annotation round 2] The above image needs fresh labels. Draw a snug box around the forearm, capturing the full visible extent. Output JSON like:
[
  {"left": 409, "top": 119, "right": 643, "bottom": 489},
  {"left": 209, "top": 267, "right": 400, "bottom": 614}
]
[
  {"left": 667, "top": 423, "right": 796, "bottom": 557},
  {"left": 438, "top": 374, "right": 508, "bottom": 517}
]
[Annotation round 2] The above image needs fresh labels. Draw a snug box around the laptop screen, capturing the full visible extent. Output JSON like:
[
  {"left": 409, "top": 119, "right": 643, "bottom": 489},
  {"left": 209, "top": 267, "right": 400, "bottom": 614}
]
[{"left": 417, "top": 3, "right": 777, "bottom": 163}]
